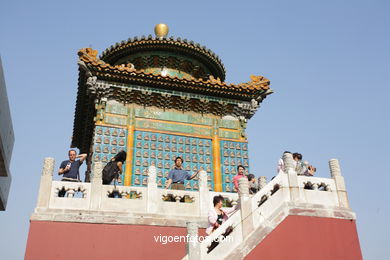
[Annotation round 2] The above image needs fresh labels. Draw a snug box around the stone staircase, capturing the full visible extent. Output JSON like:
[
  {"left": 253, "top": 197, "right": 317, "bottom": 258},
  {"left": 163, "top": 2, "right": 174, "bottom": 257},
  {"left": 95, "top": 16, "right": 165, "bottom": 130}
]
[{"left": 182, "top": 154, "right": 355, "bottom": 260}]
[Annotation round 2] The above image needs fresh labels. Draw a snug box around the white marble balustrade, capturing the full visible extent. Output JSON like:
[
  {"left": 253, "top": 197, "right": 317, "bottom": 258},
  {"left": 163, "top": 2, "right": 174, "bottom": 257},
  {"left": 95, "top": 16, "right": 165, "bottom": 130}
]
[
  {"left": 35, "top": 159, "right": 239, "bottom": 218},
  {"left": 49, "top": 181, "right": 92, "bottom": 210}
]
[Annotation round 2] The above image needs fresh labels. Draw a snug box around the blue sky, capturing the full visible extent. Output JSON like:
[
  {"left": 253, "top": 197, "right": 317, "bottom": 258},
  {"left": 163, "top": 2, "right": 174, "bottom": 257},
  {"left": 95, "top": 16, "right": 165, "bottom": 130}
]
[{"left": 0, "top": 0, "right": 389, "bottom": 259}]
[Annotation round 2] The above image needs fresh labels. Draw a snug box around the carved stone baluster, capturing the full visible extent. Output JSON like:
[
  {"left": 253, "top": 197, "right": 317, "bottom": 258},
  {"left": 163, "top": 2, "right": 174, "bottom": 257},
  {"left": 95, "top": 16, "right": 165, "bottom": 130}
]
[
  {"left": 147, "top": 166, "right": 158, "bottom": 213},
  {"left": 37, "top": 158, "right": 54, "bottom": 208},
  {"left": 67, "top": 189, "right": 75, "bottom": 198},
  {"left": 329, "top": 159, "right": 349, "bottom": 208},
  {"left": 238, "top": 177, "right": 253, "bottom": 238},
  {"left": 186, "top": 222, "right": 200, "bottom": 260},
  {"left": 283, "top": 153, "right": 300, "bottom": 202},
  {"left": 92, "top": 162, "right": 103, "bottom": 183},
  {"left": 79, "top": 187, "right": 87, "bottom": 198},
  {"left": 282, "top": 152, "right": 294, "bottom": 174},
  {"left": 90, "top": 162, "right": 103, "bottom": 210},
  {"left": 238, "top": 177, "right": 249, "bottom": 198},
  {"left": 198, "top": 170, "right": 209, "bottom": 217},
  {"left": 329, "top": 159, "right": 341, "bottom": 176},
  {"left": 258, "top": 176, "right": 267, "bottom": 190}
]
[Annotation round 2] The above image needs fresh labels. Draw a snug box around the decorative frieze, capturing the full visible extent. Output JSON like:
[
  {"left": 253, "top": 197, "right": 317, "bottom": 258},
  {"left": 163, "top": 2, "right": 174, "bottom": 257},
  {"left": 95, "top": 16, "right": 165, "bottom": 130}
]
[
  {"left": 219, "top": 129, "right": 241, "bottom": 140},
  {"left": 135, "top": 119, "right": 213, "bottom": 137},
  {"left": 89, "top": 81, "right": 261, "bottom": 119},
  {"left": 104, "top": 115, "right": 127, "bottom": 126}
]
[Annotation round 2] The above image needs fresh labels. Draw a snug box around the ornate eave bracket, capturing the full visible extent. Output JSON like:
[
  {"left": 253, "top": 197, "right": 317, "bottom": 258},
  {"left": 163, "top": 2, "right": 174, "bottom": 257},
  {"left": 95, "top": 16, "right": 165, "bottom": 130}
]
[{"left": 83, "top": 79, "right": 267, "bottom": 120}]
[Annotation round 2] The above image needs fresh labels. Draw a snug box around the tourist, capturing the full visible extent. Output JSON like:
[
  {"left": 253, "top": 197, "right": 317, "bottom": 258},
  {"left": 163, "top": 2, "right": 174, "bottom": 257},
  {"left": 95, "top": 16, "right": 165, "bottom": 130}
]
[
  {"left": 165, "top": 156, "right": 199, "bottom": 190},
  {"left": 247, "top": 174, "right": 258, "bottom": 194},
  {"left": 58, "top": 149, "right": 87, "bottom": 182},
  {"left": 293, "top": 152, "right": 304, "bottom": 174},
  {"left": 102, "top": 150, "right": 127, "bottom": 185},
  {"left": 299, "top": 161, "right": 316, "bottom": 176},
  {"left": 306, "top": 164, "right": 316, "bottom": 176},
  {"left": 233, "top": 165, "right": 248, "bottom": 192},
  {"left": 206, "top": 195, "right": 238, "bottom": 235}
]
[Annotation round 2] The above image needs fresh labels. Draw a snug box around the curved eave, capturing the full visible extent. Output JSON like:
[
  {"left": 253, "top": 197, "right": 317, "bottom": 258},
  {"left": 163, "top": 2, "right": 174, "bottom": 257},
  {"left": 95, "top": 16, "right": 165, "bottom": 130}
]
[{"left": 82, "top": 63, "right": 271, "bottom": 102}]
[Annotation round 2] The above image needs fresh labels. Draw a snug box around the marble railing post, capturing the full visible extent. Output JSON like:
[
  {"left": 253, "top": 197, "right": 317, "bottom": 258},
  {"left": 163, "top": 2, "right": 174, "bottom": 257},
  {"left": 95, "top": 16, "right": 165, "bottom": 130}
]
[
  {"left": 198, "top": 170, "right": 209, "bottom": 217},
  {"left": 238, "top": 177, "right": 254, "bottom": 238},
  {"left": 283, "top": 153, "right": 300, "bottom": 202},
  {"left": 258, "top": 176, "right": 267, "bottom": 190},
  {"left": 329, "top": 159, "right": 350, "bottom": 208},
  {"left": 37, "top": 158, "right": 54, "bottom": 208},
  {"left": 186, "top": 222, "right": 200, "bottom": 260},
  {"left": 90, "top": 162, "right": 103, "bottom": 210},
  {"left": 147, "top": 166, "right": 158, "bottom": 213}
]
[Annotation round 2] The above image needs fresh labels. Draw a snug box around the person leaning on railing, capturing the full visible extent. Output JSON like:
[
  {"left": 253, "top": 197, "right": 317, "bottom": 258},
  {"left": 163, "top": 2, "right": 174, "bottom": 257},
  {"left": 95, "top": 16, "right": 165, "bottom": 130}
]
[
  {"left": 102, "top": 150, "right": 127, "bottom": 185},
  {"left": 206, "top": 195, "right": 238, "bottom": 235},
  {"left": 298, "top": 161, "right": 316, "bottom": 176},
  {"left": 293, "top": 152, "right": 316, "bottom": 176},
  {"left": 247, "top": 174, "right": 258, "bottom": 194},
  {"left": 58, "top": 149, "right": 87, "bottom": 182},
  {"left": 165, "top": 156, "right": 199, "bottom": 190}
]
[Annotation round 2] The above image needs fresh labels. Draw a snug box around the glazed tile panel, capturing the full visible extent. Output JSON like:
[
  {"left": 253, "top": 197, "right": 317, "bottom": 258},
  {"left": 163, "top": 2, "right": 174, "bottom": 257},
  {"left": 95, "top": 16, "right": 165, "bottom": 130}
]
[
  {"left": 132, "top": 131, "right": 214, "bottom": 191},
  {"left": 220, "top": 140, "right": 250, "bottom": 192},
  {"left": 92, "top": 126, "right": 127, "bottom": 182}
]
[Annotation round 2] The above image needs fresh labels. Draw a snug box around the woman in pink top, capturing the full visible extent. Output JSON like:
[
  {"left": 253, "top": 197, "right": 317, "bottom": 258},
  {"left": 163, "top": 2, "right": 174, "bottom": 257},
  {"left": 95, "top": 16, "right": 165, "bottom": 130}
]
[
  {"left": 206, "top": 195, "right": 238, "bottom": 235},
  {"left": 232, "top": 165, "right": 247, "bottom": 192}
]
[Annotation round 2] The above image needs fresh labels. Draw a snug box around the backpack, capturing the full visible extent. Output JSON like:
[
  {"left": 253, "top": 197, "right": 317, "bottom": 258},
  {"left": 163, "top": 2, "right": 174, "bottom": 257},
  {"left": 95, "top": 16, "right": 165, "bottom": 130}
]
[{"left": 102, "top": 161, "right": 119, "bottom": 185}]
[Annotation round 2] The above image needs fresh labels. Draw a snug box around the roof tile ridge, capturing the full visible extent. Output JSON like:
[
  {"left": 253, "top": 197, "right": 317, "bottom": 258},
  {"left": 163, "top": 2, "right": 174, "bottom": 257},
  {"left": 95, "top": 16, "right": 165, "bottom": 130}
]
[
  {"left": 99, "top": 36, "right": 224, "bottom": 66},
  {"left": 79, "top": 47, "right": 141, "bottom": 74},
  {"left": 79, "top": 48, "right": 269, "bottom": 93}
]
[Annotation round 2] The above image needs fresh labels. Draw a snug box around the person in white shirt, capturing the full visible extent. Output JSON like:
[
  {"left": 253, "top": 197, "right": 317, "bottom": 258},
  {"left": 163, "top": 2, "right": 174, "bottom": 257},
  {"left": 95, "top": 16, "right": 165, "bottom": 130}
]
[{"left": 206, "top": 195, "right": 238, "bottom": 235}]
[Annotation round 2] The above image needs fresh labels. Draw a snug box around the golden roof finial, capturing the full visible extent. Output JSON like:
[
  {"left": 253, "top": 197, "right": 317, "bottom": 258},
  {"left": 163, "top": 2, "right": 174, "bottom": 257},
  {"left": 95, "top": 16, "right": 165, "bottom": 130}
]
[{"left": 154, "top": 24, "right": 169, "bottom": 38}]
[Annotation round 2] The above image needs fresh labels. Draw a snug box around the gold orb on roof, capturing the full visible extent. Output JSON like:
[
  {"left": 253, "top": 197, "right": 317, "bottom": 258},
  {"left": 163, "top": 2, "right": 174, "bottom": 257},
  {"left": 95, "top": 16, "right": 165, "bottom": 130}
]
[{"left": 154, "top": 24, "right": 169, "bottom": 38}]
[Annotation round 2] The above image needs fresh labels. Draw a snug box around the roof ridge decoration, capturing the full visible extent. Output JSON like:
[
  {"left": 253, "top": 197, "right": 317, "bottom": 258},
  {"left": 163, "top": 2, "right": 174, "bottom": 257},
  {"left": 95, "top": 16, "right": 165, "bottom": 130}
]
[{"left": 78, "top": 48, "right": 271, "bottom": 99}]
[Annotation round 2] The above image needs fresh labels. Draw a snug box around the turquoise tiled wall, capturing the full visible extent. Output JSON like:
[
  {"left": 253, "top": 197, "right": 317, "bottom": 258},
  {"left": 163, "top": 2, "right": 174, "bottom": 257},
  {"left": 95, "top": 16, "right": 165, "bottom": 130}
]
[
  {"left": 92, "top": 126, "right": 127, "bottom": 183},
  {"left": 220, "top": 140, "right": 249, "bottom": 192},
  {"left": 132, "top": 131, "right": 214, "bottom": 191}
]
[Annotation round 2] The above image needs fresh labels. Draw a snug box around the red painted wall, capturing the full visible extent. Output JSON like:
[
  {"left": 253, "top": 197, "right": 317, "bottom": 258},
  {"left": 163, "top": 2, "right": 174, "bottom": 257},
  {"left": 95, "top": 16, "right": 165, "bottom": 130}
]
[
  {"left": 245, "top": 216, "right": 362, "bottom": 260},
  {"left": 25, "top": 221, "right": 206, "bottom": 260},
  {"left": 25, "top": 216, "right": 362, "bottom": 260}
]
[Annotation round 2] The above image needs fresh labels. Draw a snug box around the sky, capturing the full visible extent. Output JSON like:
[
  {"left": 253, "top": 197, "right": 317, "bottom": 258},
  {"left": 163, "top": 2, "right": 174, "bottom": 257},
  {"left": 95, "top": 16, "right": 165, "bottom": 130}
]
[{"left": 0, "top": 0, "right": 389, "bottom": 259}]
